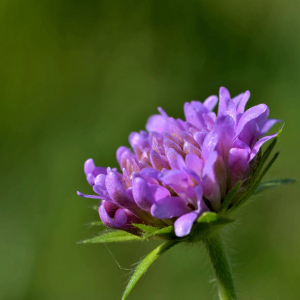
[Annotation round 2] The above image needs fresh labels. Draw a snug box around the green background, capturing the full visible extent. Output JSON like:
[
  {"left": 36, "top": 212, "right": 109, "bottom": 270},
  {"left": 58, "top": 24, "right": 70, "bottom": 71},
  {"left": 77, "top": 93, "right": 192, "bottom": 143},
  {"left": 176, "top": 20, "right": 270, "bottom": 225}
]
[{"left": 1, "top": 1, "right": 299, "bottom": 299}]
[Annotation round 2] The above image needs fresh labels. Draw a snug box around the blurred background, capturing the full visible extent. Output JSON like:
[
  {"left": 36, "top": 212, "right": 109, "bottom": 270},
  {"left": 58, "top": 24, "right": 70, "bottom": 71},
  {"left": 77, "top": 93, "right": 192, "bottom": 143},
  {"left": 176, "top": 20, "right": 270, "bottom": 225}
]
[{"left": 1, "top": 1, "right": 299, "bottom": 299}]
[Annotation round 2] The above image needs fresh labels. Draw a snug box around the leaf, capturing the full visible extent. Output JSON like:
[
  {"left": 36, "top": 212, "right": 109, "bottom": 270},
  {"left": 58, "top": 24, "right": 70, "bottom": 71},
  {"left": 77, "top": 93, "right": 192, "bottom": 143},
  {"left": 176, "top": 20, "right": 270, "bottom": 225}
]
[
  {"left": 254, "top": 179, "right": 296, "bottom": 195},
  {"left": 144, "top": 226, "right": 176, "bottom": 239},
  {"left": 81, "top": 230, "right": 142, "bottom": 244},
  {"left": 132, "top": 224, "right": 160, "bottom": 233},
  {"left": 197, "top": 212, "right": 234, "bottom": 226},
  {"left": 132, "top": 224, "right": 176, "bottom": 240},
  {"left": 187, "top": 212, "right": 234, "bottom": 242},
  {"left": 230, "top": 151, "right": 280, "bottom": 214},
  {"left": 219, "top": 181, "right": 242, "bottom": 214},
  {"left": 122, "top": 240, "right": 179, "bottom": 300}
]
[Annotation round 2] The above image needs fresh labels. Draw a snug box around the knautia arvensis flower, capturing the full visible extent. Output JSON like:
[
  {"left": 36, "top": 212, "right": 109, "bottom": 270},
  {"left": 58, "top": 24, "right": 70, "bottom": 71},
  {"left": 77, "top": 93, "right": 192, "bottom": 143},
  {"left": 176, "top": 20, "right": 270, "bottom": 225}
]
[{"left": 78, "top": 87, "right": 293, "bottom": 300}]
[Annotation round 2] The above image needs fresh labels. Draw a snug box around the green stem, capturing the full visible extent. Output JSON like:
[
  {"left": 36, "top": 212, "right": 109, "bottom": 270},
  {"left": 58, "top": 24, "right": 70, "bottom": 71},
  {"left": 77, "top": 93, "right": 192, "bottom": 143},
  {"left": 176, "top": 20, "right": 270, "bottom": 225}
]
[{"left": 204, "top": 233, "right": 237, "bottom": 300}]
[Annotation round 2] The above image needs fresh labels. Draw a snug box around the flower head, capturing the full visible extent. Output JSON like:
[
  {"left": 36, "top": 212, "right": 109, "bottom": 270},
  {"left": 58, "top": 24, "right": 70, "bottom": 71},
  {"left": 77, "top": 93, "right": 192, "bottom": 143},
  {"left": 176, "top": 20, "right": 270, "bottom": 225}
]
[{"left": 78, "top": 87, "right": 281, "bottom": 237}]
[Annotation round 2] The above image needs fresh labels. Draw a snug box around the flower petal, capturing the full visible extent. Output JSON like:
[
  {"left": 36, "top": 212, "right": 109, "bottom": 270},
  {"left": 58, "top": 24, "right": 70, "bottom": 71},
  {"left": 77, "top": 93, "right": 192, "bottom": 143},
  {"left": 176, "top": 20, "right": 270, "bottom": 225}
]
[
  {"left": 94, "top": 174, "right": 107, "bottom": 189},
  {"left": 213, "top": 115, "right": 235, "bottom": 161},
  {"left": 151, "top": 197, "right": 191, "bottom": 219},
  {"left": 124, "top": 209, "right": 144, "bottom": 224},
  {"left": 202, "top": 151, "right": 221, "bottom": 210},
  {"left": 150, "top": 149, "right": 167, "bottom": 171},
  {"left": 140, "top": 168, "right": 161, "bottom": 181},
  {"left": 84, "top": 158, "right": 95, "bottom": 176},
  {"left": 191, "top": 100, "right": 209, "bottom": 125},
  {"left": 233, "top": 139, "right": 250, "bottom": 152},
  {"left": 236, "top": 90, "right": 250, "bottom": 114},
  {"left": 77, "top": 191, "right": 106, "bottom": 200},
  {"left": 202, "top": 131, "right": 218, "bottom": 160},
  {"left": 218, "top": 87, "right": 231, "bottom": 116},
  {"left": 146, "top": 114, "right": 167, "bottom": 133},
  {"left": 158, "top": 170, "right": 189, "bottom": 193},
  {"left": 174, "top": 185, "right": 209, "bottom": 237},
  {"left": 260, "top": 119, "right": 282, "bottom": 136},
  {"left": 203, "top": 95, "right": 218, "bottom": 111},
  {"left": 238, "top": 119, "right": 260, "bottom": 147},
  {"left": 174, "top": 211, "right": 199, "bottom": 237},
  {"left": 180, "top": 131, "right": 199, "bottom": 148},
  {"left": 164, "top": 132, "right": 182, "bottom": 146},
  {"left": 86, "top": 174, "right": 95, "bottom": 186},
  {"left": 176, "top": 154, "right": 200, "bottom": 185},
  {"left": 249, "top": 133, "right": 277, "bottom": 161},
  {"left": 164, "top": 138, "right": 184, "bottom": 156},
  {"left": 166, "top": 148, "right": 181, "bottom": 170},
  {"left": 93, "top": 185, "right": 111, "bottom": 201},
  {"left": 193, "top": 130, "right": 208, "bottom": 148},
  {"left": 84, "top": 158, "right": 106, "bottom": 178},
  {"left": 228, "top": 148, "right": 250, "bottom": 187},
  {"left": 129, "top": 131, "right": 149, "bottom": 149},
  {"left": 184, "top": 102, "right": 203, "bottom": 129},
  {"left": 105, "top": 171, "right": 136, "bottom": 208},
  {"left": 194, "top": 185, "right": 209, "bottom": 214},
  {"left": 203, "top": 113, "right": 215, "bottom": 131},
  {"left": 185, "top": 153, "right": 203, "bottom": 178},
  {"left": 232, "top": 92, "right": 243, "bottom": 107},
  {"left": 183, "top": 142, "right": 202, "bottom": 157},
  {"left": 236, "top": 104, "right": 268, "bottom": 137},
  {"left": 148, "top": 184, "right": 171, "bottom": 201},
  {"left": 104, "top": 201, "right": 120, "bottom": 218},
  {"left": 157, "top": 107, "right": 169, "bottom": 118},
  {"left": 114, "top": 208, "right": 128, "bottom": 226},
  {"left": 116, "top": 147, "right": 129, "bottom": 165},
  {"left": 119, "top": 148, "right": 136, "bottom": 169},
  {"left": 99, "top": 202, "right": 125, "bottom": 230},
  {"left": 132, "top": 177, "right": 155, "bottom": 211}
]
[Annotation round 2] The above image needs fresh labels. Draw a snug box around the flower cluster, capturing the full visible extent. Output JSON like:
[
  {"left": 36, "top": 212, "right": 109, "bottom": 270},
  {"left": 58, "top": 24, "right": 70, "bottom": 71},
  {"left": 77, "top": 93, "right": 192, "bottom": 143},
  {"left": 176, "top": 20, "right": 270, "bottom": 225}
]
[{"left": 78, "top": 87, "right": 280, "bottom": 237}]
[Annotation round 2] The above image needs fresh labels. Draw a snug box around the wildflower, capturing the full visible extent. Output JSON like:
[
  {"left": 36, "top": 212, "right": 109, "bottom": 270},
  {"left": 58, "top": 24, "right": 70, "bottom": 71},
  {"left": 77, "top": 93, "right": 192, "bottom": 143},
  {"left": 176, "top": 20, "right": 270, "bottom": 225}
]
[
  {"left": 78, "top": 87, "right": 291, "bottom": 300},
  {"left": 78, "top": 87, "right": 280, "bottom": 236}
]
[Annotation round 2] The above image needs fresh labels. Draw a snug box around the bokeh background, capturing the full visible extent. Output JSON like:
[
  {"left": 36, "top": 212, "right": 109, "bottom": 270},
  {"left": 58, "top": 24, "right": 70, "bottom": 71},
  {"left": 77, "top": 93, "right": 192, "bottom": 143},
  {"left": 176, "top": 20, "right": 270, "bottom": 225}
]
[{"left": 1, "top": 1, "right": 299, "bottom": 299}]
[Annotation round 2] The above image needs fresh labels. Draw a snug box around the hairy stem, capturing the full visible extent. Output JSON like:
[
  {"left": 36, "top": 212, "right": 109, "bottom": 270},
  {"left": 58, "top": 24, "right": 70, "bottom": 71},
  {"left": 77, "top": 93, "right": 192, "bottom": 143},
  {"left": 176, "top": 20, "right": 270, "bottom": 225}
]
[{"left": 204, "top": 233, "right": 237, "bottom": 300}]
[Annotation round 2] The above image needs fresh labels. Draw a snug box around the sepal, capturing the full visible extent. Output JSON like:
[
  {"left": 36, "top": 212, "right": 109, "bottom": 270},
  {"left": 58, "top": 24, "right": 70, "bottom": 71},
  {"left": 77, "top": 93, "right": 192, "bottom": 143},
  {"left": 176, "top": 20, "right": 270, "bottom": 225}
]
[
  {"left": 132, "top": 224, "right": 176, "bottom": 240},
  {"left": 131, "top": 223, "right": 160, "bottom": 233},
  {"left": 143, "top": 226, "right": 176, "bottom": 239},
  {"left": 187, "top": 212, "right": 234, "bottom": 242},
  {"left": 80, "top": 230, "right": 142, "bottom": 244},
  {"left": 219, "top": 181, "right": 242, "bottom": 214},
  {"left": 254, "top": 179, "right": 296, "bottom": 195}
]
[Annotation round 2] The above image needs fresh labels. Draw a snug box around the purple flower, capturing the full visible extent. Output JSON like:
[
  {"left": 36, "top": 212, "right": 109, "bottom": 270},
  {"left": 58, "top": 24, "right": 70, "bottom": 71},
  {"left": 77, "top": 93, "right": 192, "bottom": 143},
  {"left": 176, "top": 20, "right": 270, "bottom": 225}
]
[{"left": 78, "top": 87, "right": 280, "bottom": 237}]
